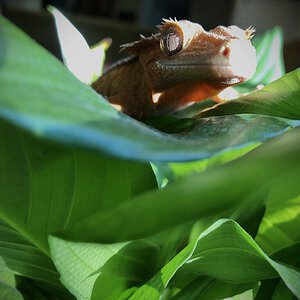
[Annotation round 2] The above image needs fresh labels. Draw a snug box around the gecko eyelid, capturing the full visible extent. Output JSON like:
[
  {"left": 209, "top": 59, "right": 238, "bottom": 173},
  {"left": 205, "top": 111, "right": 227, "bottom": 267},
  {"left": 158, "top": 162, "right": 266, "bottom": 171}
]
[{"left": 160, "top": 26, "right": 184, "bottom": 56}]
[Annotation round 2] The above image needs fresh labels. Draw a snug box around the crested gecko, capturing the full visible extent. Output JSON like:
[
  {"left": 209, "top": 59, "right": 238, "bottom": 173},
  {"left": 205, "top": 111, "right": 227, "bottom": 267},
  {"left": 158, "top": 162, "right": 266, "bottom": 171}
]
[{"left": 92, "top": 19, "right": 256, "bottom": 119}]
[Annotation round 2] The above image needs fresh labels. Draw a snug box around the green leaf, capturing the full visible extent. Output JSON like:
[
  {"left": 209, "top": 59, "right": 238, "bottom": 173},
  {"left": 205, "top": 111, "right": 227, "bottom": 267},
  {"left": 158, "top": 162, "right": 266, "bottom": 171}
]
[
  {"left": 256, "top": 185, "right": 300, "bottom": 254},
  {"left": 272, "top": 280, "right": 296, "bottom": 300},
  {"left": 0, "top": 16, "right": 298, "bottom": 163},
  {"left": 199, "top": 69, "right": 300, "bottom": 120},
  {"left": 109, "top": 220, "right": 299, "bottom": 300},
  {"left": 0, "top": 119, "right": 155, "bottom": 298},
  {"left": 0, "top": 219, "right": 65, "bottom": 294},
  {"left": 49, "top": 237, "right": 131, "bottom": 300},
  {"left": 91, "top": 240, "right": 160, "bottom": 300},
  {"left": 0, "top": 255, "right": 13, "bottom": 279},
  {"left": 0, "top": 119, "right": 156, "bottom": 253},
  {"left": 64, "top": 128, "right": 300, "bottom": 243},
  {"left": 49, "top": 236, "right": 160, "bottom": 300},
  {"left": 15, "top": 275, "right": 67, "bottom": 300},
  {"left": 270, "top": 242, "right": 300, "bottom": 267},
  {"left": 163, "top": 143, "right": 258, "bottom": 180},
  {"left": 0, "top": 220, "right": 74, "bottom": 299},
  {"left": 177, "top": 220, "right": 275, "bottom": 283},
  {"left": 50, "top": 225, "right": 191, "bottom": 299},
  {"left": 0, "top": 281, "right": 23, "bottom": 300},
  {"left": 172, "top": 277, "right": 255, "bottom": 300},
  {"left": 0, "top": 262, "right": 24, "bottom": 300}
]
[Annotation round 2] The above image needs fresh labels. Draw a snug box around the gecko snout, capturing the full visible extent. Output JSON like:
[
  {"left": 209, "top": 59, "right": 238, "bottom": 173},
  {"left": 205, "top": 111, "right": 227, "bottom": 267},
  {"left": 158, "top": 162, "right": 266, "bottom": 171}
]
[{"left": 221, "top": 45, "right": 230, "bottom": 57}]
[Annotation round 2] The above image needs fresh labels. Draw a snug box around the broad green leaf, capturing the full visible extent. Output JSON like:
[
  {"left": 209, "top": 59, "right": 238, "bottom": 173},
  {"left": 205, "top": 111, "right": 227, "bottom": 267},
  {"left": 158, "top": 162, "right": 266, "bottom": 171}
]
[
  {"left": 172, "top": 277, "right": 255, "bottom": 300},
  {"left": 232, "top": 289, "right": 255, "bottom": 300},
  {"left": 0, "top": 281, "right": 23, "bottom": 300},
  {"left": 272, "top": 280, "right": 296, "bottom": 300},
  {"left": 0, "top": 219, "right": 71, "bottom": 298},
  {"left": 177, "top": 220, "right": 300, "bottom": 299},
  {"left": 270, "top": 242, "right": 300, "bottom": 267},
  {"left": 50, "top": 225, "right": 190, "bottom": 299},
  {"left": 15, "top": 275, "right": 67, "bottom": 300},
  {"left": 255, "top": 279, "right": 296, "bottom": 300},
  {"left": 256, "top": 184, "right": 300, "bottom": 254},
  {"left": 49, "top": 236, "right": 130, "bottom": 299},
  {"left": 91, "top": 240, "right": 160, "bottom": 300},
  {"left": 0, "top": 119, "right": 155, "bottom": 298},
  {"left": 177, "top": 220, "right": 275, "bottom": 283},
  {"left": 0, "top": 16, "right": 299, "bottom": 163},
  {"left": 113, "top": 220, "right": 299, "bottom": 300},
  {"left": 65, "top": 128, "right": 300, "bottom": 243},
  {"left": 48, "top": 6, "right": 111, "bottom": 84},
  {"left": 0, "top": 119, "right": 156, "bottom": 253},
  {"left": 0, "top": 257, "right": 17, "bottom": 294},
  {"left": 255, "top": 278, "right": 279, "bottom": 300},
  {"left": 0, "top": 261, "right": 23, "bottom": 300},
  {"left": 94, "top": 235, "right": 196, "bottom": 300},
  {"left": 160, "top": 143, "right": 258, "bottom": 181},
  {"left": 199, "top": 69, "right": 300, "bottom": 120}
]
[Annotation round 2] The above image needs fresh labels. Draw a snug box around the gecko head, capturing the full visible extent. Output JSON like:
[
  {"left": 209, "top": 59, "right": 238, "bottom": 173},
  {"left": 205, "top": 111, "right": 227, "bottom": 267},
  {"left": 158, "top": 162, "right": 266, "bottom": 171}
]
[{"left": 120, "top": 19, "right": 257, "bottom": 92}]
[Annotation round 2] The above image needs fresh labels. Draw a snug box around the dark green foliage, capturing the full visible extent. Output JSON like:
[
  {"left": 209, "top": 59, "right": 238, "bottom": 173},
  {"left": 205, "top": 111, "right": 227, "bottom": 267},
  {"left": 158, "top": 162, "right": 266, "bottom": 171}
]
[{"left": 0, "top": 17, "right": 300, "bottom": 300}]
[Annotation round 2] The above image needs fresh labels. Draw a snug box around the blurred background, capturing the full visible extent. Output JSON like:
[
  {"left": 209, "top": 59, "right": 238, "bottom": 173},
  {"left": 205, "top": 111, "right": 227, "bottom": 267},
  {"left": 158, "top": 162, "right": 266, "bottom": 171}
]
[{"left": 0, "top": 0, "right": 299, "bottom": 71}]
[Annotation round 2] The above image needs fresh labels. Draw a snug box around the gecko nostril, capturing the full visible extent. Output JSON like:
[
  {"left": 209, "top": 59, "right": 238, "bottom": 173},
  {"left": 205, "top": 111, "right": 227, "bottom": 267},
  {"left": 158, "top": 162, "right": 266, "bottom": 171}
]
[{"left": 222, "top": 47, "right": 230, "bottom": 57}]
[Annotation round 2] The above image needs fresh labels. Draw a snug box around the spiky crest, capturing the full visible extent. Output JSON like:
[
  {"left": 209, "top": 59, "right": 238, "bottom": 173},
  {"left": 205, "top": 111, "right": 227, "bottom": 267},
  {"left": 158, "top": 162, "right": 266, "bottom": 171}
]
[{"left": 245, "top": 26, "right": 255, "bottom": 40}]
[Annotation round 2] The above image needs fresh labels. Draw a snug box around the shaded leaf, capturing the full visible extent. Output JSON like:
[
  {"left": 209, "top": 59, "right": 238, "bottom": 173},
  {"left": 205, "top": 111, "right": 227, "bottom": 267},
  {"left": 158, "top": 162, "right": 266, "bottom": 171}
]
[
  {"left": 0, "top": 219, "right": 64, "bottom": 294},
  {"left": 0, "top": 119, "right": 156, "bottom": 253},
  {"left": 0, "top": 119, "right": 155, "bottom": 298},
  {"left": 0, "top": 281, "right": 23, "bottom": 300},
  {"left": 172, "top": 277, "right": 255, "bottom": 300},
  {"left": 64, "top": 128, "right": 300, "bottom": 243}
]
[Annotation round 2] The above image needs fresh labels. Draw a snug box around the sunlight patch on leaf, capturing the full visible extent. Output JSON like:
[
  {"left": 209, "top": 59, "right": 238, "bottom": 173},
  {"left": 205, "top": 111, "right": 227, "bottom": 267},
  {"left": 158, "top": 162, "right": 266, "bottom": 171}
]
[{"left": 48, "top": 6, "right": 111, "bottom": 84}]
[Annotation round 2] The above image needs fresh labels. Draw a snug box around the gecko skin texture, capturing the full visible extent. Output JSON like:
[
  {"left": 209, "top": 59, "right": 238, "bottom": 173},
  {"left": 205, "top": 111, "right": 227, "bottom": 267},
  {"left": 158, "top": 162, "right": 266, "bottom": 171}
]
[{"left": 92, "top": 19, "right": 257, "bottom": 119}]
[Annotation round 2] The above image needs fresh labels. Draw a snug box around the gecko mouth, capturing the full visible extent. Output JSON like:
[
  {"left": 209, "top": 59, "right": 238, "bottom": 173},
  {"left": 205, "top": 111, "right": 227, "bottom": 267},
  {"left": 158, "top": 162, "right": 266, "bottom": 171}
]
[{"left": 155, "top": 60, "right": 254, "bottom": 83}]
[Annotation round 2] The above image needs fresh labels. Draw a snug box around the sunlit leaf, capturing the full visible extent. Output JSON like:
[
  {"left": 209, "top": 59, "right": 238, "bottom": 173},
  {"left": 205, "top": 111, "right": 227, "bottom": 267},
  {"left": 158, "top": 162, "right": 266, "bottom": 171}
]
[
  {"left": 199, "top": 69, "right": 300, "bottom": 120},
  {"left": 48, "top": 6, "right": 111, "bottom": 83},
  {"left": 49, "top": 237, "right": 130, "bottom": 299}
]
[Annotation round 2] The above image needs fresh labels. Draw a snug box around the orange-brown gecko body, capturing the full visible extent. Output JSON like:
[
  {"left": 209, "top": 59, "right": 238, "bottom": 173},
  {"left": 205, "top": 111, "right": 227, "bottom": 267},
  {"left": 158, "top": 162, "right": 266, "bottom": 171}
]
[{"left": 92, "top": 19, "right": 256, "bottom": 119}]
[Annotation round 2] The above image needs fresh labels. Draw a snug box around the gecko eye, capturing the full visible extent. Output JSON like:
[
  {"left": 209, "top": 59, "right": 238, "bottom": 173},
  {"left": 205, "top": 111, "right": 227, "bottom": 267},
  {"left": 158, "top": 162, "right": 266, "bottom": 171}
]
[{"left": 160, "top": 26, "right": 183, "bottom": 56}]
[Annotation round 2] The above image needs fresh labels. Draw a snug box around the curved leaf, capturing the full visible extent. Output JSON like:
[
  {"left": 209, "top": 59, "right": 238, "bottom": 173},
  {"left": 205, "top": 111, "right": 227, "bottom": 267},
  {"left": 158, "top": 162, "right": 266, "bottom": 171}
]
[
  {"left": 49, "top": 237, "right": 131, "bottom": 299},
  {"left": 0, "top": 17, "right": 298, "bottom": 163},
  {"left": 0, "top": 281, "right": 23, "bottom": 300},
  {"left": 0, "top": 119, "right": 155, "bottom": 299},
  {"left": 0, "top": 119, "right": 156, "bottom": 254},
  {"left": 256, "top": 190, "right": 300, "bottom": 254},
  {"left": 199, "top": 69, "right": 300, "bottom": 120},
  {"left": 64, "top": 128, "right": 300, "bottom": 243},
  {"left": 103, "top": 220, "right": 299, "bottom": 300},
  {"left": 0, "top": 219, "right": 72, "bottom": 298}
]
